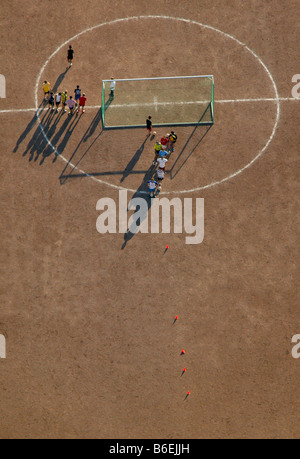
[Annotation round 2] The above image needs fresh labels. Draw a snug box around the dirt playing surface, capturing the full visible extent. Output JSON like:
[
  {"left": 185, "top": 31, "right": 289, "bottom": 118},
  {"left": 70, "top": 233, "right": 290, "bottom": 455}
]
[{"left": 0, "top": 0, "right": 299, "bottom": 439}]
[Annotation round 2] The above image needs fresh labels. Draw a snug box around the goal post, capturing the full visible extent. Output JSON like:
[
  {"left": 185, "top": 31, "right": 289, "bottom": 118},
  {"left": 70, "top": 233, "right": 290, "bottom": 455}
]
[
  {"left": 101, "top": 75, "right": 214, "bottom": 129},
  {"left": 210, "top": 75, "right": 215, "bottom": 124}
]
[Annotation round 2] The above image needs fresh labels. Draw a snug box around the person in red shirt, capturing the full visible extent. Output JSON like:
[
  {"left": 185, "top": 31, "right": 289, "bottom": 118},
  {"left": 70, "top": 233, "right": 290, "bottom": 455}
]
[
  {"left": 160, "top": 133, "right": 169, "bottom": 150},
  {"left": 77, "top": 93, "right": 87, "bottom": 114}
]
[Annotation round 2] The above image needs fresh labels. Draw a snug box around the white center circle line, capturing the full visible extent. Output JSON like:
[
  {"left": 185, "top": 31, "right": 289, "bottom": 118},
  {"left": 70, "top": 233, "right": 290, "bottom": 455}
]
[{"left": 34, "top": 15, "right": 281, "bottom": 194}]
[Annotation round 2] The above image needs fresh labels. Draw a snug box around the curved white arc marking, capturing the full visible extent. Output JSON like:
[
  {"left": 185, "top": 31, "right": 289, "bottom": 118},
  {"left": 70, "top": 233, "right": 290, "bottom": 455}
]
[{"left": 33, "top": 16, "right": 280, "bottom": 194}]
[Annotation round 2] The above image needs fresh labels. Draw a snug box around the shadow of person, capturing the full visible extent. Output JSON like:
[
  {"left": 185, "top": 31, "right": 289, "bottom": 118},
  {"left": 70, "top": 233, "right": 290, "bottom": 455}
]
[
  {"left": 170, "top": 124, "right": 212, "bottom": 179},
  {"left": 52, "top": 67, "right": 70, "bottom": 93},
  {"left": 59, "top": 109, "right": 103, "bottom": 183},
  {"left": 169, "top": 105, "right": 213, "bottom": 179},
  {"left": 34, "top": 109, "right": 65, "bottom": 162},
  {"left": 13, "top": 101, "right": 45, "bottom": 153},
  {"left": 121, "top": 163, "right": 156, "bottom": 250},
  {"left": 120, "top": 137, "right": 148, "bottom": 183},
  {"left": 83, "top": 108, "right": 102, "bottom": 143},
  {"left": 20, "top": 106, "right": 79, "bottom": 165},
  {"left": 41, "top": 112, "right": 82, "bottom": 165},
  {"left": 22, "top": 108, "right": 57, "bottom": 161},
  {"left": 25, "top": 109, "right": 69, "bottom": 162},
  {"left": 104, "top": 95, "right": 114, "bottom": 111}
]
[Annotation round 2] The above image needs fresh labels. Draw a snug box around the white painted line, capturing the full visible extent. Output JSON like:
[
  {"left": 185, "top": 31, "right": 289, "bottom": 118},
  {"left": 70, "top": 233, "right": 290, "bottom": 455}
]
[
  {"left": 1, "top": 97, "right": 298, "bottom": 115},
  {"left": 8, "top": 15, "right": 283, "bottom": 194},
  {"left": 32, "top": 16, "right": 280, "bottom": 193},
  {"left": 0, "top": 108, "right": 37, "bottom": 114},
  {"left": 216, "top": 97, "right": 298, "bottom": 103}
]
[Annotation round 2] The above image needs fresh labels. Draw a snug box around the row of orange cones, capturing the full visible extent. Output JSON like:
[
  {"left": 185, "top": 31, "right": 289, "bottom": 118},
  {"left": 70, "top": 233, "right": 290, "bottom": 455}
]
[
  {"left": 165, "top": 245, "right": 190, "bottom": 399},
  {"left": 174, "top": 315, "right": 190, "bottom": 400}
]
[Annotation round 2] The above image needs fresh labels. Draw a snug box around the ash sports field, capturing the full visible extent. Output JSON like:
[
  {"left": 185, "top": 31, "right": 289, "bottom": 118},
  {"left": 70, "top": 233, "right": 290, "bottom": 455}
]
[{"left": 0, "top": 0, "right": 299, "bottom": 439}]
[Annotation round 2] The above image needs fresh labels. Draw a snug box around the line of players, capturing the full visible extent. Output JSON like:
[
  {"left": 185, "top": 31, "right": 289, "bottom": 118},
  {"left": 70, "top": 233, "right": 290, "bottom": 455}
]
[
  {"left": 42, "top": 81, "right": 87, "bottom": 115},
  {"left": 147, "top": 131, "right": 177, "bottom": 198}
]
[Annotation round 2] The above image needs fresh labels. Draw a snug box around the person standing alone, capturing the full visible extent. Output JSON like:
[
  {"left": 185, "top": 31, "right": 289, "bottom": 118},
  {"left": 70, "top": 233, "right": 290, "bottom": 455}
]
[
  {"left": 146, "top": 115, "right": 156, "bottom": 137},
  {"left": 67, "top": 45, "right": 74, "bottom": 68},
  {"left": 109, "top": 78, "right": 115, "bottom": 98}
]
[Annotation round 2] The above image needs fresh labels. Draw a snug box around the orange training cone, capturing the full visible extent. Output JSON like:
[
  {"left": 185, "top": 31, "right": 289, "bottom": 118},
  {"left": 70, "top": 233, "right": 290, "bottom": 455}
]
[{"left": 184, "top": 390, "right": 190, "bottom": 400}]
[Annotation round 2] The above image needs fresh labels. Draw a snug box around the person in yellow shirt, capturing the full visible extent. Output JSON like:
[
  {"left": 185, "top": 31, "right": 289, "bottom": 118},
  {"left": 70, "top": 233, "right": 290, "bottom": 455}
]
[
  {"left": 42, "top": 81, "right": 51, "bottom": 100},
  {"left": 168, "top": 131, "right": 177, "bottom": 152},
  {"left": 153, "top": 141, "right": 162, "bottom": 165},
  {"left": 61, "top": 90, "right": 68, "bottom": 112}
]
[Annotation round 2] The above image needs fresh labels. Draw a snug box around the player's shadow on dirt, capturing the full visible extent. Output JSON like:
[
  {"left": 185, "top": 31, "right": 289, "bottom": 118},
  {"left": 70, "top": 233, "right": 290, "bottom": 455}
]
[
  {"left": 120, "top": 137, "right": 148, "bottom": 183},
  {"left": 170, "top": 123, "right": 212, "bottom": 179},
  {"left": 20, "top": 108, "right": 60, "bottom": 161},
  {"left": 104, "top": 95, "right": 114, "bottom": 111},
  {"left": 59, "top": 129, "right": 148, "bottom": 183},
  {"left": 13, "top": 101, "right": 45, "bottom": 153},
  {"left": 16, "top": 106, "right": 82, "bottom": 165},
  {"left": 59, "top": 108, "right": 103, "bottom": 184},
  {"left": 13, "top": 68, "right": 70, "bottom": 153},
  {"left": 52, "top": 67, "right": 70, "bottom": 93},
  {"left": 121, "top": 163, "right": 157, "bottom": 250},
  {"left": 40, "top": 112, "right": 82, "bottom": 165},
  {"left": 170, "top": 104, "right": 213, "bottom": 179}
]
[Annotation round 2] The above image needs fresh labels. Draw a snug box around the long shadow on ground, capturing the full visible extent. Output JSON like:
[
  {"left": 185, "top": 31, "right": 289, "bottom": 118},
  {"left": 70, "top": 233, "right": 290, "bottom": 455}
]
[
  {"left": 13, "top": 68, "right": 83, "bottom": 166},
  {"left": 169, "top": 124, "right": 212, "bottom": 180},
  {"left": 52, "top": 67, "right": 70, "bottom": 93},
  {"left": 59, "top": 131, "right": 149, "bottom": 184},
  {"left": 59, "top": 108, "right": 103, "bottom": 184},
  {"left": 13, "top": 101, "right": 45, "bottom": 153},
  {"left": 16, "top": 107, "right": 82, "bottom": 165},
  {"left": 121, "top": 162, "right": 157, "bottom": 250}
]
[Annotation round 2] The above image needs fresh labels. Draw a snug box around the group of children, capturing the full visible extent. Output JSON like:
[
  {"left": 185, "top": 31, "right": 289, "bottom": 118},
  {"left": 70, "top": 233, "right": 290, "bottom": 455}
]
[
  {"left": 42, "top": 83, "right": 87, "bottom": 115},
  {"left": 42, "top": 45, "right": 87, "bottom": 115},
  {"left": 147, "top": 128, "right": 178, "bottom": 198},
  {"left": 42, "top": 46, "right": 177, "bottom": 196}
]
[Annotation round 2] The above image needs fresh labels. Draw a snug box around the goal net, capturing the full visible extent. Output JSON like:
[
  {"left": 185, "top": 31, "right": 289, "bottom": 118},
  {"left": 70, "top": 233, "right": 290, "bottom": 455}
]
[{"left": 101, "top": 75, "right": 214, "bottom": 129}]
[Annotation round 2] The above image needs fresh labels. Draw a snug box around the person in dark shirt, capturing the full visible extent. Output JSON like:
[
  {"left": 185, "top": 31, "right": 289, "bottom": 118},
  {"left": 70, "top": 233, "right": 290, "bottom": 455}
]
[
  {"left": 67, "top": 45, "right": 74, "bottom": 68},
  {"left": 74, "top": 85, "right": 81, "bottom": 104},
  {"left": 146, "top": 116, "right": 156, "bottom": 137},
  {"left": 168, "top": 131, "right": 177, "bottom": 152},
  {"left": 48, "top": 92, "right": 55, "bottom": 110}
]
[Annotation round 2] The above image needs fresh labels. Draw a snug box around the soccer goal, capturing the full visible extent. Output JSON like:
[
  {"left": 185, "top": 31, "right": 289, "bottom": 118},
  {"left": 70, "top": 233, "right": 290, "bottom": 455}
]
[{"left": 101, "top": 75, "right": 214, "bottom": 129}]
